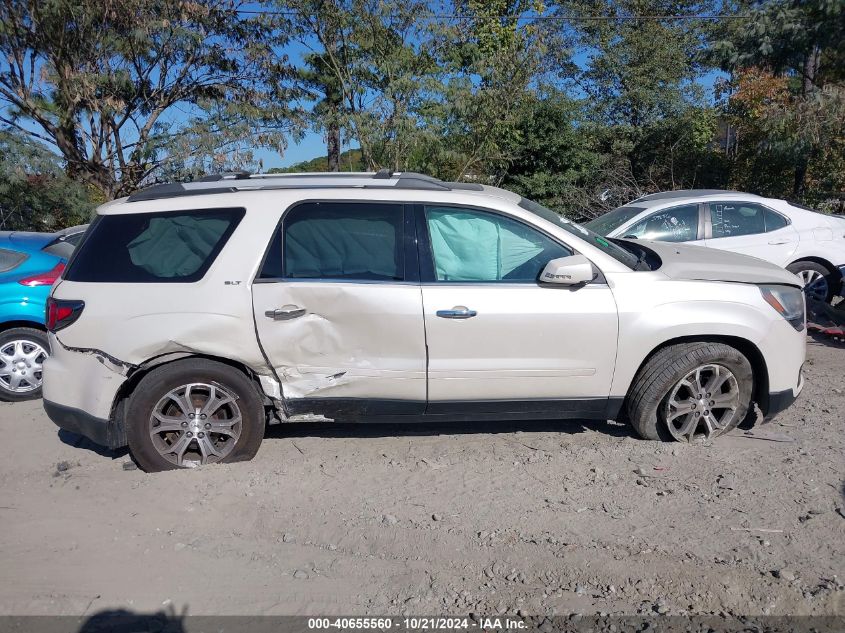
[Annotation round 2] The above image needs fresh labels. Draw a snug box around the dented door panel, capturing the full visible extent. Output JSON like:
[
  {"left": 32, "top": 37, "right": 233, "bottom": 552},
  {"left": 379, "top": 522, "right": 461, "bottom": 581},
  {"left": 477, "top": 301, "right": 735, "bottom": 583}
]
[{"left": 252, "top": 281, "right": 427, "bottom": 409}]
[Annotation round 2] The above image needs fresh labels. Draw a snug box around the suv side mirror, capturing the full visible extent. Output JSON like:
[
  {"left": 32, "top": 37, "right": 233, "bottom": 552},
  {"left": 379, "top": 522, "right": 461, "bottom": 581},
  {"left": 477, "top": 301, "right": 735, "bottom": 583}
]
[{"left": 539, "top": 255, "right": 596, "bottom": 286}]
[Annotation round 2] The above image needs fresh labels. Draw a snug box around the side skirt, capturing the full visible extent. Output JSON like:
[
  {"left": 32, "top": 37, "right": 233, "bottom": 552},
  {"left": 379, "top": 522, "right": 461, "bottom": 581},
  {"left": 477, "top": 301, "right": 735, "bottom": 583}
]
[{"left": 284, "top": 397, "right": 625, "bottom": 423}]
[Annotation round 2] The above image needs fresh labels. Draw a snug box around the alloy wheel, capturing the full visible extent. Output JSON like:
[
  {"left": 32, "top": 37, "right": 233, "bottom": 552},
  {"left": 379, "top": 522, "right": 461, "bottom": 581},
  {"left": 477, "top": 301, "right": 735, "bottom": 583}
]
[
  {"left": 0, "top": 339, "right": 47, "bottom": 393},
  {"left": 148, "top": 383, "right": 242, "bottom": 468},
  {"left": 664, "top": 364, "right": 741, "bottom": 442},
  {"left": 797, "top": 269, "right": 829, "bottom": 302}
]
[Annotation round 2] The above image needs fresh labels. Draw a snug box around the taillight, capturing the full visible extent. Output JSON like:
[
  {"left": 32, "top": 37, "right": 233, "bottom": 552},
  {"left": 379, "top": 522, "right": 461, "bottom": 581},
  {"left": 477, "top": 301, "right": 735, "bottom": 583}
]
[
  {"left": 46, "top": 297, "right": 84, "bottom": 332},
  {"left": 19, "top": 261, "right": 66, "bottom": 287}
]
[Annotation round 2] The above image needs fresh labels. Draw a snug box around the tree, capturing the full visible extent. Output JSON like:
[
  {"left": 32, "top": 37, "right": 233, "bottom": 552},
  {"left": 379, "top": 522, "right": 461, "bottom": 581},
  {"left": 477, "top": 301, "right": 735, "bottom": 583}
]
[
  {"left": 416, "top": 0, "right": 554, "bottom": 181},
  {"left": 551, "top": 0, "right": 723, "bottom": 201},
  {"left": 714, "top": 0, "right": 845, "bottom": 197},
  {"left": 285, "top": 0, "right": 433, "bottom": 172},
  {"left": 499, "top": 92, "right": 604, "bottom": 218},
  {"left": 0, "top": 0, "right": 301, "bottom": 197},
  {"left": 0, "top": 129, "right": 97, "bottom": 230},
  {"left": 299, "top": 52, "right": 345, "bottom": 171}
]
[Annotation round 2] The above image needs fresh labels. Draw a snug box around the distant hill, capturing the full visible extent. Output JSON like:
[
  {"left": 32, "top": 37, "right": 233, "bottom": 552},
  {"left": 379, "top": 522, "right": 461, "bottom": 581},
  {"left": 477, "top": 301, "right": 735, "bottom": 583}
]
[{"left": 268, "top": 148, "right": 366, "bottom": 173}]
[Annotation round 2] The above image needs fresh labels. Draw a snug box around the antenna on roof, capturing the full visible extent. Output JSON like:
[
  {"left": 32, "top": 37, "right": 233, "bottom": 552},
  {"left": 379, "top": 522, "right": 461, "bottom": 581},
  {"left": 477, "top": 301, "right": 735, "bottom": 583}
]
[{"left": 373, "top": 168, "right": 394, "bottom": 179}]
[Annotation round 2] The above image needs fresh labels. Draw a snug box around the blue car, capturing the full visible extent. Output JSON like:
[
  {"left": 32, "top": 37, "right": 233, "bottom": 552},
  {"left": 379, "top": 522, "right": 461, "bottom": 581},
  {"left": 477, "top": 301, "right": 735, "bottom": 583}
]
[{"left": 0, "top": 225, "right": 87, "bottom": 401}]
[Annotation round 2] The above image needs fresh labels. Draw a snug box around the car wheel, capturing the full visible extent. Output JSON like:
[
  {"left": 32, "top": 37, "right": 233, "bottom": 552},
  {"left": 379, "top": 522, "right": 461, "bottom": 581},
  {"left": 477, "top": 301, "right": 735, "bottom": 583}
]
[
  {"left": 786, "top": 261, "right": 833, "bottom": 303},
  {"left": 626, "top": 342, "right": 753, "bottom": 442},
  {"left": 0, "top": 327, "right": 49, "bottom": 402},
  {"left": 126, "top": 359, "right": 265, "bottom": 472}
]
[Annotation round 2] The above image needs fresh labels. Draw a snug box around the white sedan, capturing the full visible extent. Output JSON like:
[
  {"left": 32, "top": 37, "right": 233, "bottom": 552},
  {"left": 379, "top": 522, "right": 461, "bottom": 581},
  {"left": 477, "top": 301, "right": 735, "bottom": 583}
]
[{"left": 586, "top": 190, "right": 845, "bottom": 302}]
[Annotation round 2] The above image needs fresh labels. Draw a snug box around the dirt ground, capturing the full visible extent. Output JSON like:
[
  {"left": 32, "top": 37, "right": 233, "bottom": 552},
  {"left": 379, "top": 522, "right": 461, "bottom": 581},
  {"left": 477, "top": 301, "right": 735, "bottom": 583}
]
[{"left": 0, "top": 340, "right": 843, "bottom": 621}]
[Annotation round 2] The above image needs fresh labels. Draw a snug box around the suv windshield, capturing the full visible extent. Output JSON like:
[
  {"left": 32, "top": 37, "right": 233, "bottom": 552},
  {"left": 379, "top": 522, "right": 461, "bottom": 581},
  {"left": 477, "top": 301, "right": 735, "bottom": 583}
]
[
  {"left": 584, "top": 206, "right": 646, "bottom": 236},
  {"left": 518, "top": 198, "right": 639, "bottom": 269}
]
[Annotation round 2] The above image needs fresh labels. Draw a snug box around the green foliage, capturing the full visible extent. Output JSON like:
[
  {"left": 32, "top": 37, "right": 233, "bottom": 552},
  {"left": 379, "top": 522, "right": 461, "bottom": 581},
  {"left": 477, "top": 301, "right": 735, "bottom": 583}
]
[
  {"left": 0, "top": 0, "right": 302, "bottom": 197},
  {"left": 0, "top": 130, "right": 97, "bottom": 230},
  {"left": 268, "top": 148, "right": 366, "bottom": 172},
  {"left": 0, "top": 0, "right": 842, "bottom": 214}
]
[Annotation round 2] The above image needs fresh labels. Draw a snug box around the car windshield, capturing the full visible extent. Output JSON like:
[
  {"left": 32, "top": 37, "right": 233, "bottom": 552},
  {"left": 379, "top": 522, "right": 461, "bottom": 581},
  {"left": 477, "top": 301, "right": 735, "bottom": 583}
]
[
  {"left": 584, "top": 205, "right": 646, "bottom": 236},
  {"left": 518, "top": 197, "right": 639, "bottom": 269}
]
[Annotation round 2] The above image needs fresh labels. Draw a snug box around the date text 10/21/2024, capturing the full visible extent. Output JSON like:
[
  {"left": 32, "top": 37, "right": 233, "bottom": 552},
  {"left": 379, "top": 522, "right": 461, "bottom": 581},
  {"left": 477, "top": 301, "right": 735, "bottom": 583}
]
[{"left": 307, "top": 617, "right": 528, "bottom": 630}]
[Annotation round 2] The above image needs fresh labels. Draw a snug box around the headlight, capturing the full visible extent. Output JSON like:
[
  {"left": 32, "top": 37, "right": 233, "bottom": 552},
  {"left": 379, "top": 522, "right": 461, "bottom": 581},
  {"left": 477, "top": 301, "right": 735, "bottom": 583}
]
[{"left": 760, "top": 285, "right": 805, "bottom": 331}]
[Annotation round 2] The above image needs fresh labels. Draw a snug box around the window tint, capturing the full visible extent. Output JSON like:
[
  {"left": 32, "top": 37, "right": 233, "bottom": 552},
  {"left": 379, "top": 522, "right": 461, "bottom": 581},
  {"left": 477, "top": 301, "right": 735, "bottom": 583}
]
[
  {"left": 281, "top": 202, "right": 404, "bottom": 281},
  {"left": 710, "top": 202, "right": 767, "bottom": 238},
  {"left": 425, "top": 206, "right": 572, "bottom": 282},
  {"left": 764, "top": 209, "right": 788, "bottom": 232},
  {"left": 64, "top": 209, "right": 243, "bottom": 283},
  {"left": 624, "top": 204, "right": 699, "bottom": 242}
]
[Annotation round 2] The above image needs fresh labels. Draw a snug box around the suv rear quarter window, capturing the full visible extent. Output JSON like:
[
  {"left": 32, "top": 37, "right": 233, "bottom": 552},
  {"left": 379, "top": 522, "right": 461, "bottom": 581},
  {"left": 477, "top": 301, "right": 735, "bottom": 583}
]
[{"left": 64, "top": 208, "right": 244, "bottom": 283}]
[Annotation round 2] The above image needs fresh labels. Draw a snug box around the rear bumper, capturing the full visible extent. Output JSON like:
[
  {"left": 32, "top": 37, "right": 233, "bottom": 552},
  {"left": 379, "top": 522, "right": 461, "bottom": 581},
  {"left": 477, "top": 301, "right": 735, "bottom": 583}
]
[{"left": 43, "top": 400, "right": 125, "bottom": 448}]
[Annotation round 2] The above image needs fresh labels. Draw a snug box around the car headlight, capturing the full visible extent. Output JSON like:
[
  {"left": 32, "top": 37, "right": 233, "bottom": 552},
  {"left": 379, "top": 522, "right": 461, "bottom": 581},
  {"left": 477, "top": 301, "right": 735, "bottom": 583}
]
[{"left": 760, "top": 285, "right": 805, "bottom": 331}]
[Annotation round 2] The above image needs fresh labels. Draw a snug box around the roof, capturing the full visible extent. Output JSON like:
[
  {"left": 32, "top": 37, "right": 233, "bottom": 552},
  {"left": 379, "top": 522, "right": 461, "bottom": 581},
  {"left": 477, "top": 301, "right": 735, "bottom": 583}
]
[
  {"left": 125, "top": 170, "right": 486, "bottom": 203},
  {"left": 630, "top": 189, "right": 765, "bottom": 208}
]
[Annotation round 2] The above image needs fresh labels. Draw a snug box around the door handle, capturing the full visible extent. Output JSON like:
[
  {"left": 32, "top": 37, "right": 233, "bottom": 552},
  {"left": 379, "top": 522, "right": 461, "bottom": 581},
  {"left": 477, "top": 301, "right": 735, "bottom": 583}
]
[
  {"left": 768, "top": 239, "right": 791, "bottom": 245},
  {"left": 265, "top": 305, "right": 306, "bottom": 321},
  {"left": 436, "top": 306, "right": 477, "bottom": 319}
]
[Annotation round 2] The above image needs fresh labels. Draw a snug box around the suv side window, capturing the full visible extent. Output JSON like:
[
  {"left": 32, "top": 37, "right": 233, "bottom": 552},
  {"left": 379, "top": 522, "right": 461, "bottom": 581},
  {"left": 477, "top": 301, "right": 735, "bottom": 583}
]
[
  {"left": 624, "top": 204, "right": 699, "bottom": 242},
  {"left": 267, "top": 201, "right": 405, "bottom": 281},
  {"left": 424, "top": 206, "right": 572, "bottom": 282},
  {"left": 710, "top": 202, "right": 768, "bottom": 238},
  {"left": 65, "top": 208, "right": 244, "bottom": 283}
]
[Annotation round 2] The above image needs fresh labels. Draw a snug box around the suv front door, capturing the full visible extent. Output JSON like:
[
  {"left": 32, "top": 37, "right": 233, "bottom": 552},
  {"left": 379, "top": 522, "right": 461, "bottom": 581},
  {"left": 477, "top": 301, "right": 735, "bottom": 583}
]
[
  {"left": 252, "top": 201, "right": 426, "bottom": 417},
  {"left": 417, "top": 205, "right": 619, "bottom": 418}
]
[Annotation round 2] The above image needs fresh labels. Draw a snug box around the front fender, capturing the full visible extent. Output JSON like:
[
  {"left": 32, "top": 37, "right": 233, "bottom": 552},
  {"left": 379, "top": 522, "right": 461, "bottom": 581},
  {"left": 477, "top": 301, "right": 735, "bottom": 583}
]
[{"left": 610, "top": 298, "right": 779, "bottom": 397}]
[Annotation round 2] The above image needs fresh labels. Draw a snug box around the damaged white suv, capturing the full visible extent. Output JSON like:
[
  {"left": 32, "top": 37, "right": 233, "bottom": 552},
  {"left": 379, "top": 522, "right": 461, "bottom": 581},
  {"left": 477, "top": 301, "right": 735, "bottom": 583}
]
[{"left": 44, "top": 172, "right": 806, "bottom": 471}]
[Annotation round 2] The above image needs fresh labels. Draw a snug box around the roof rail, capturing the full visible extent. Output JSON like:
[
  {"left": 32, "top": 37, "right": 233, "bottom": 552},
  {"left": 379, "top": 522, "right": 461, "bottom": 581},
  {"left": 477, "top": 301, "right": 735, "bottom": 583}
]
[
  {"left": 125, "top": 171, "right": 459, "bottom": 202},
  {"left": 631, "top": 189, "right": 742, "bottom": 203}
]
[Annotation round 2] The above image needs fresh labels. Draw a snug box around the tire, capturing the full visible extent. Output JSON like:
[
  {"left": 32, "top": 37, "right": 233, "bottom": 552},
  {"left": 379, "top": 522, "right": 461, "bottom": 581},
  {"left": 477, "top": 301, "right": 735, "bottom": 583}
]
[
  {"left": 626, "top": 342, "right": 753, "bottom": 443},
  {"left": 126, "top": 359, "right": 265, "bottom": 472},
  {"left": 786, "top": 261, "right": 834, "bottom": 303},
  {"left": 0, "top": 327, "right": 50, "bottom": 402}
]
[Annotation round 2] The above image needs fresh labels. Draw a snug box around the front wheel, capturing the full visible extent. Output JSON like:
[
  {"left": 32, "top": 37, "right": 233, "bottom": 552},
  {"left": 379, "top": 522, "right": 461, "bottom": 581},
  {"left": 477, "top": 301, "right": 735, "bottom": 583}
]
[
  {"left": 626, "top": 342, "right": 753, "bottom": 442},
  {"left": 126, "top": 359, "right": 265, "bottom": 472}
]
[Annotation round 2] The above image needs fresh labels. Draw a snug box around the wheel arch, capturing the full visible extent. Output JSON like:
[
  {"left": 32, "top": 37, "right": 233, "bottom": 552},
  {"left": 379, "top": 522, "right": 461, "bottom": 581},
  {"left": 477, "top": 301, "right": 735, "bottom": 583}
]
[
  {"left": 788, "top": 256, "right": 841, "bottom": 281},
  {"left": 627, "top": 335, "right": 769, "bottom": 413},
  {"left": 107, "top": 352, "right": 272, "bottom": 448},
  {"left": 0, "top": 320, "right": 47, "bottom": 333}
]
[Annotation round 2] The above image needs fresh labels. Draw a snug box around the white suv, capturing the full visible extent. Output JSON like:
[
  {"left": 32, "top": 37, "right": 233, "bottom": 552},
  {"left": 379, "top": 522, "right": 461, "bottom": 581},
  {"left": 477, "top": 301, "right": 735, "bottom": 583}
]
[
  {"left": 43, "top": 173, "right": 806, "bottom": 471},
  {"left": 585, "top": 190, "right": 845, "bottom": 302}
]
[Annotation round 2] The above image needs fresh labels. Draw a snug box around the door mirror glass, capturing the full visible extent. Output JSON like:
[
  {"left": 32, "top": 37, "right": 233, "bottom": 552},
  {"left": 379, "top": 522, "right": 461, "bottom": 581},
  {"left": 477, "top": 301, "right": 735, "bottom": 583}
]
[{"left": 540, "top": 255, "right": 596, "bottom": 286}]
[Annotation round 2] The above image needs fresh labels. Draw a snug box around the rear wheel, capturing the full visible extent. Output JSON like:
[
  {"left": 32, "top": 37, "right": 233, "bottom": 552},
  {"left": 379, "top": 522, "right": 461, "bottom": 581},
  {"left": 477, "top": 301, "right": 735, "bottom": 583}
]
[
  {"left": 786, "top": 261, "right": 834, "bottom": 303},
  {"left": 626, "top": 342, "right": 753, "bottom": 442},
  {"left": 126, "top": 359, "right": 265, "bottom": 472},
  {"left": 0, "top": 327, "right": 49, "bottom": 402}
]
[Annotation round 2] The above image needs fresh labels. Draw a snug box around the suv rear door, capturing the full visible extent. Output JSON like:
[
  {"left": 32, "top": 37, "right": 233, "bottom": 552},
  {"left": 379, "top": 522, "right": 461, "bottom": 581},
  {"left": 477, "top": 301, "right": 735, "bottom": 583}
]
[
  {"left": 251, "top": 201, "right": 426, "bottom": 417},
  {"left": 416, "top": 204, "right": 619, "bottom": 418}
]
